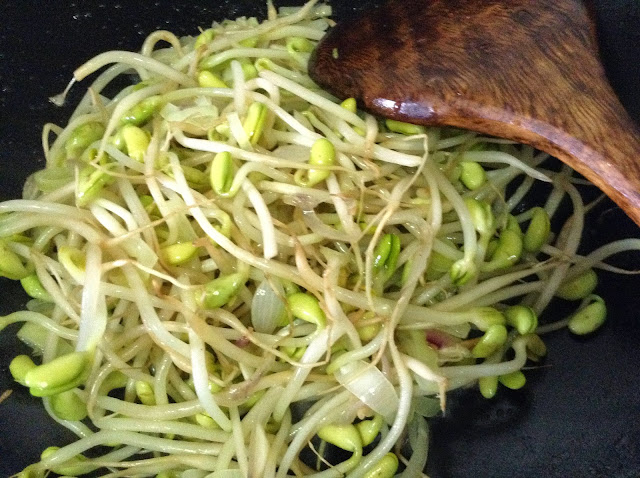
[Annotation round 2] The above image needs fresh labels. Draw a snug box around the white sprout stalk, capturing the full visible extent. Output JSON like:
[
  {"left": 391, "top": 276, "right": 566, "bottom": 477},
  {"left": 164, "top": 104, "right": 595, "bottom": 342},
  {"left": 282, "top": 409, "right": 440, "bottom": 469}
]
[
  {"left": 73, "top": 51, "right": 196, "bottom": 86},
  {"left": 76, "top": 243, "right": 106, "bottom": 352},
  {"left": 241, "top": 179, "right": 278, "bottom": 259}
]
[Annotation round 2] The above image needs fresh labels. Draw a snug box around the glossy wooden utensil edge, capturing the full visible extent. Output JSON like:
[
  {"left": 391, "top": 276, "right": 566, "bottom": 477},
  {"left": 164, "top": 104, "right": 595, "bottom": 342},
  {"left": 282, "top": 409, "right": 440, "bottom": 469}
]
[{"left": 309, "top": 0, "right": 640, "bottom": 226}]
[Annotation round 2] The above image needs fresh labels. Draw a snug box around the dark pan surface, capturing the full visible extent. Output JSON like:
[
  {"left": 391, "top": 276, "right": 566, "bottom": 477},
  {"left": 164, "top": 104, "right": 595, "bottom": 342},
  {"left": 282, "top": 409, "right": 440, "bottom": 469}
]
[{"left": 1, "top": 1, "right": 639, "bottom": 477}]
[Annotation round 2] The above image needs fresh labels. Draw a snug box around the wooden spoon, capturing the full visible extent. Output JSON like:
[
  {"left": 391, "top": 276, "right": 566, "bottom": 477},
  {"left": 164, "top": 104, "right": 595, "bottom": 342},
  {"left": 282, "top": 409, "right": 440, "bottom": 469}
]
[{"left": 309, "top": 0, "right": 640, "bottom": 226}]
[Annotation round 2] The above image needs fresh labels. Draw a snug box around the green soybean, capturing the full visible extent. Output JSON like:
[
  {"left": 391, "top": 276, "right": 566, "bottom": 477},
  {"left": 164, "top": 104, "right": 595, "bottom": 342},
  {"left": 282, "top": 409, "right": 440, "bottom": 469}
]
[
  {"left": 184, "top": 165, "right": 210, "bottom": 190},
  {"left": 16, "top": 465, "right": 43, "bottom": 478},
  {"left": 449, "top": 258, "right": 477, "bottom": 286},
  {"left": 340, "top": 97, "right": 357, "bottom": 114},
  {"left": 235, "top": 62, "right": 258, "bottom": 81},
  {"left": 16, "top": 322, "right": 74, "bottom": 357},
  {"left": 317, "top": 423, "right": 363, "bottom": 472},
  {"left": 210, "top": 151, "right": 234, "bottom": 196},
  {"left": 194, "top": 29, "right": 215, "bottom": 49},
  {"left": 161, "top": 241, "right": 198, "bottom": 266},
  {"left": 135, "top": 381, "right": 156, "bottom": 406},
  {"left": 483, "top": 229, "right": 523, "bottom": 271},
  {"left": 99, "top": 371, "right": 128, "bottom": 395},
  {"left": 294, "top": 138, "right": 336, "bottom": 187},
  {"left": 239, "top": 36, "right": 259, "bottom": 48},
  {"left": 499, "top": 370, "right": 526, "bottom": 390},
  {"left": 505, "top": 214, "right": 522, "bottom": 235},
  {"left": 23, "top": 351, "right": 90, "bottom": 397},
  {"left": 76, "top": 161, "right": 115, "bottom": 207},
  {"left": 465, "top": 197, "right": 495, "bottom": 236},
  {"left": 373, "top": 233, "right": 401, "bottom": 282},
  {"left": 254, "top": 57, "right": 276, "bottom": 72},
  {"left": 556, "top": 269, "right": 598, "bottom": 301},
  {"left": 200, "top": 272, "right": 246, "bottom": 309},
  {"left": 240, "top": 389, "right": 266, "bottom": 411},
  {"left": 356, "top": 414, "right": 383, "bottom": 446},
  {"left": 568, "top": 295, "right": 607, "bottom": 335},
  {"left": 9, "top": 355, "right": 37, "bottom": 386},
  {"left": 472, "top": 324, "right": 508, "bottom": 358},
  {"left": 385, "top": 119, "right": 426, "bottom": 135},
  {"left": 197, "top": 70, "right": 228, "bottom": 88},
  {"left": 286, "top": 37, "right": 314, "bottom": 53},
  {"left": 425, "top": 249, "right": 455, "bottom": 281},
  {"left": 478, "top": 375, "right": 499, "bottom": 399},
  {"left": 195, "top": 413, "right": 220, "bottom": 429},
  {"left": 281, "top": 344, "right": 306, "bottom": 360},
  {"left": 41, "top": 447, "right": 91, "bottom": 476},
  {"left": 362, "top": 453, "right": 399, "bottom": 478},
  {"left": 212, "top": 211, "right": 232, "bottom": 239},
  {"left": 20, "top": 274, "right": 52, "bottom": 301},
  {"left": 121, "top": 96, "right": 162, "bottom": 126},
  {"left": 318, "top": 423, "right": 363, "bottom": 453},
  {"left": 504, "top": 304, "right": 538, "bottom": 335},
  {"left": 121, "top": 125, "right": 150, "bottom": 162},
  {"left": 287, "top": 292, "right": 326, "bottom": 328},
  {"left": 523, "top": 207, "right": 551, "bottom": 252},
  {"left": 0, "top": 239, "right": 30, "bottom": 280},
  {"left": 243, "top": 102, "right": 267, "bottom": 145},
  {"left": 65, "top": 122, "right": 105, "bottom": 160},
  {"left": 459, "top": 161, "right": 487, "bottom": 190},
  {"left": 50, "top": 389, "right": 88, "bottom": 421},
  {"left": 525, "top": 334, "right": 547, "bottom": 361},
  {"left": 57, "top": 246, "right": 86, "bottom": 282},
  {"left": 209, "top": 122, "right": 231, "bottom": 141},
  {"left": 357, "top": 321, "right": 381, "bottom": 343}
]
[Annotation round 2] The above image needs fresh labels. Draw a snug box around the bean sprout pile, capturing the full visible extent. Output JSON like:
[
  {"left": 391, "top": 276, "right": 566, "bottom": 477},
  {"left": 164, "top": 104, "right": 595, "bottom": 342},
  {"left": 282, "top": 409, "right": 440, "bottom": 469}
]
[{"left": 1, "top": 2, "right": 639, "bottom": 477}]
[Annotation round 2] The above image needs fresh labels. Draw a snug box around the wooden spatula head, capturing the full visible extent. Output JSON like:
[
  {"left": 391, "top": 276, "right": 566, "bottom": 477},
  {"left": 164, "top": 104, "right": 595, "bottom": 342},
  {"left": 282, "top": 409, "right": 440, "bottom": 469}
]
[{"left": 309, "top": 0, "right": 640, "bottom": 226}]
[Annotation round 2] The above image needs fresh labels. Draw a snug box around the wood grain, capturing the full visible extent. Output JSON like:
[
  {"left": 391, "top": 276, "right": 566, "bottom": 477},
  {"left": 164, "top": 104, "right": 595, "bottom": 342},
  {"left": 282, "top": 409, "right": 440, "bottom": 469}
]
[{"left": 309, "top": 0, "right": 640, "bottom": 226}]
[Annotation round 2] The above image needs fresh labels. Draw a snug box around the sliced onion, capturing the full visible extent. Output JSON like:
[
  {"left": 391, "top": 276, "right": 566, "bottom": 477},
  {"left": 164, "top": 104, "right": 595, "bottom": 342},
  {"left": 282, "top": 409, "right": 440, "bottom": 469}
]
[
  {"left": 334, "top": 359, "right": 399, "bottom": 423},
  {"left": 248, "top": 424, "right": 269, "bottom": 478},
  {"left": 271, "top": 144, "right": 310, "bottom": 161},
  {"left": 251, "top": 279, "right": 286, "bottom": 334},
  {"left": 77, "top": 243, "right": 106, "bottom": 352},
  {"left": 32, "top": 166, "right": 73, "bottom": 193},
  {"left": 413, "top": 396, "right": 441, "bottom": 418},
  {"left": 161, "top": 103, "right": 220, "bottom": 125},
  {"left": 398, "top": 416, "right": 429, "bottom": 478}
]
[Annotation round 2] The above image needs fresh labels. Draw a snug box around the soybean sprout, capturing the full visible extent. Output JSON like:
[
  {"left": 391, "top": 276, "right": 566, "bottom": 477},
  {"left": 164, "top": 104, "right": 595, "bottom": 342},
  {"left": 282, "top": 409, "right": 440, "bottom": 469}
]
[{"left": 1, "top": 2, "right": 639, "bottom": 477}]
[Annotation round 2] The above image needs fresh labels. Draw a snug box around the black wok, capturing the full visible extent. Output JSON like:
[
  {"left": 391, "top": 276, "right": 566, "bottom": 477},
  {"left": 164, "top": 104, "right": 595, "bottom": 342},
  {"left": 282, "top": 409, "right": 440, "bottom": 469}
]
[{"left": 1, "top": 1, "right": 639, "bottom": 477}]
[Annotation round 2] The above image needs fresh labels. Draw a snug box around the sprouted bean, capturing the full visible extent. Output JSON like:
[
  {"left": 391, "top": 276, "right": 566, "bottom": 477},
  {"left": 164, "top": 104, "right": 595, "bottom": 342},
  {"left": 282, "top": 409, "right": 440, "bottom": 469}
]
[{"left": 1, "top": 2, "right": 640, "bottom": 477}]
